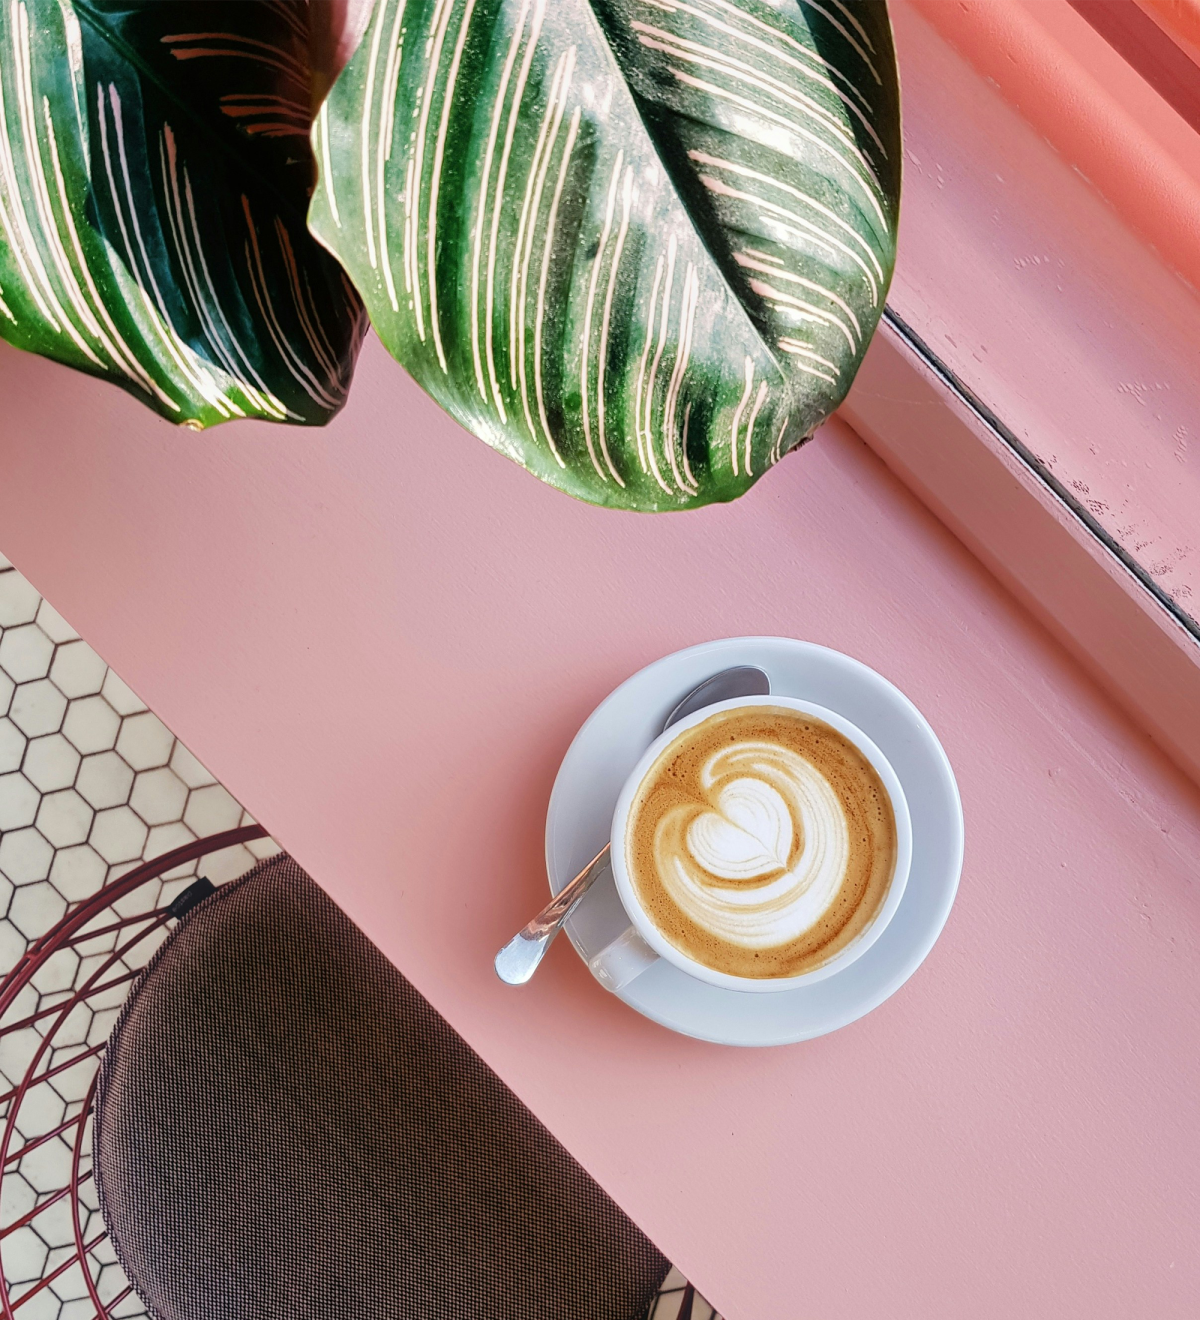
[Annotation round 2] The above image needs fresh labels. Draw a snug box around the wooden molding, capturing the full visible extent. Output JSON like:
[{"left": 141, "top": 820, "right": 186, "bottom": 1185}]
[{"left": 842, "top": 316, "right": 1200, "bottom": 787}]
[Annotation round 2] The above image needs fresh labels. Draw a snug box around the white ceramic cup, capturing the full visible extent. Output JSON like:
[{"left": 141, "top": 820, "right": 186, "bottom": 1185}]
[{"left": 590, "top": 696, "right": 914, "bottom": 994}]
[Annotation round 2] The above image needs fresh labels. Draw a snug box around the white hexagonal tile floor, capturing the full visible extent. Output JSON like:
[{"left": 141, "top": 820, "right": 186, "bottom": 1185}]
[
  {"left": 0, "top": 559, "right": 279, "bottom": 1320},
  {"left": 0, "top": 565, "right": 271, "bottom": 914},
  {"left": 0, "top": 557, "right": 713, "bottom": 1320}
]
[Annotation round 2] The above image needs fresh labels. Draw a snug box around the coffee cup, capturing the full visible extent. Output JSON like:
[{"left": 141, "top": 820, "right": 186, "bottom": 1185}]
[{"left": 590, "top": 696, "right": 913, "bottom": 994}]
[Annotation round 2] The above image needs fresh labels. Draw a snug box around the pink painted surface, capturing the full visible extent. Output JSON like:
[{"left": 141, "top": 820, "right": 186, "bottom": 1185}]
[
  {"left": 1137, "top": 0, "right": 1200, "bottom": 67},
  {"left": 0, "top": 335, "right": 1198, "bottom": 1317},
  {"left": 909, "top": 0, "right": 1200, "bottom": 290},
  {"left": 842, "top": 323, "right": 1200, "bottom": 786},
  {"left": 890, "top": 0, "right": 1200, "bottom": 621}
]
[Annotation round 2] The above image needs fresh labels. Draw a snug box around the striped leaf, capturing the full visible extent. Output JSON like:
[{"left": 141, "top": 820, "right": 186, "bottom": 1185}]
[
  {"left": 310, "top": 0, "right": 900, "bottom": 509},
  {"left": 0, "top": 0, "right": 367, "bottom": 427}
]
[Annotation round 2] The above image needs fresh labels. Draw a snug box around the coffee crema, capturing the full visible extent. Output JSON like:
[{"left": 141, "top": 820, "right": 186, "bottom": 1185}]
[{"left": 625, "top": 706, "right": 897, "bottom": 979}]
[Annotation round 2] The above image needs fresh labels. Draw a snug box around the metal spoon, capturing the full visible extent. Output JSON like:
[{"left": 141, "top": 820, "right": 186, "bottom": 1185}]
[{"left": 494, "top": 665, "right": 771, "bottom": 985}]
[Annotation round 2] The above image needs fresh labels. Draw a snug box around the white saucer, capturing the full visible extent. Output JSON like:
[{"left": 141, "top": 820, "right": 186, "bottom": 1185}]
[{"left": 545, "top": 638, "right": 964, "bottom": 1046}]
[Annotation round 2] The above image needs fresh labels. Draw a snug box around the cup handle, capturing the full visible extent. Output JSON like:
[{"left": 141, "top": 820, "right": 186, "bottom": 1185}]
[{"left": 588, "top": 924, "right": 659, "bottom": 992}]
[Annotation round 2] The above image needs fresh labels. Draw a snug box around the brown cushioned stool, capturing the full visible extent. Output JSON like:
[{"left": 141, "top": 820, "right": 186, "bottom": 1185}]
[{"left": 95, "top": 854, "right": 668, "bottom": 1319}]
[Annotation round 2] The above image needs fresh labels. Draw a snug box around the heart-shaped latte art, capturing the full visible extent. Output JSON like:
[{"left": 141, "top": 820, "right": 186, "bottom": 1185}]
[{"left": 686, "top": 777, "right": 794, "bottom": 881}]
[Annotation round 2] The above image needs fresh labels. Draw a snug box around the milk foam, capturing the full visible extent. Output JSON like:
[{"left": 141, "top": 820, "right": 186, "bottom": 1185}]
[
  {"left": 657, "top": 741, "right": 850, "bottom": 949},
  {"left": 627, "top": 706, "right": 897, "bottom": 979}
]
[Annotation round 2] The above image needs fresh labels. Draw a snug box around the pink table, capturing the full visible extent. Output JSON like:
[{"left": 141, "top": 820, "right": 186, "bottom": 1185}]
[{"left": 1, "top": 335, "right": 1198, "bottom": 1318}]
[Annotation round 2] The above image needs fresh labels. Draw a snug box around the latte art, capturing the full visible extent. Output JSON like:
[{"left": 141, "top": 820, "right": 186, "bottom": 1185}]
[
  {"left": 626, "top": 706, "right": 897, "bottom": 979},
  {"left": 670, "top": 743, "right": 850, "bottom": 948},
  {"left": 687, "top": 774, "right": 798, "bottom": 881}
]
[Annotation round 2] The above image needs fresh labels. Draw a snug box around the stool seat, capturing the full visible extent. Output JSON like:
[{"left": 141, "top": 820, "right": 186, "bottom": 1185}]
[{"left": 95, "top": 855, "right": 667, "bottom": 1320}]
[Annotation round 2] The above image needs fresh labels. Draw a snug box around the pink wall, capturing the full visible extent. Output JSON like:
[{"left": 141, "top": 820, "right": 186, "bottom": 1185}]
[
  {"left": 0, "top": 335, "right": 1198, "bottom": 1316},
  {"left": 909, "top": 0, "right": 1200, "bottom": 293},
  {"left": 890, "top": 0, "right": 1200, "bottom": 637}
]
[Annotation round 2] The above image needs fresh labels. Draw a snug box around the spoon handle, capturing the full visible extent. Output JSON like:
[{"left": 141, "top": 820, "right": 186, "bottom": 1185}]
[{"left": 493, "top": 844, "right": 611, "bottom": 985}]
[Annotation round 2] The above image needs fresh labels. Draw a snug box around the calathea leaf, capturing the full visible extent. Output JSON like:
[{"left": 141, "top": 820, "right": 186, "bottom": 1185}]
[
  {"left": 0, "top": 0, "right": 366, "bottom": 427},
  {"left": 310, "top": 0, "right": 900, "bottom": 509}
]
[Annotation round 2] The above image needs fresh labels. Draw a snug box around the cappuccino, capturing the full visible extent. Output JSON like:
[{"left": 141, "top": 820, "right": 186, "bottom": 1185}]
[{"left": 624, "top": 705, "right": 897, "bottom": 979}]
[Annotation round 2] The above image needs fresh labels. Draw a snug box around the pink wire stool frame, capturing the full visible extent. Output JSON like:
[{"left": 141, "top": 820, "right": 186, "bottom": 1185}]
[
  {"left": 0, "top": 825, "right": 715, "bottom": 1320},
  {"left": 0, "top": 825, "right": 267, "bottom": 1320}
]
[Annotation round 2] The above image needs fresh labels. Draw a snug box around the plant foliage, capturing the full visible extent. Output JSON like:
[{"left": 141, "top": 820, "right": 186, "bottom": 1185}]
[
  {"left": 310, "top": 0, "right": 900, "bottom": 508},
  {"left": 0, "top": 0, "right": 366, "bottom": 427}
]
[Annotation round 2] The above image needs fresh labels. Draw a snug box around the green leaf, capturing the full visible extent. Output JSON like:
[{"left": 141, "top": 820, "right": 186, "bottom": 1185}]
[
  {"left": 0, "top": 0, "right": 367, "bottom": 427},
  {"left": 310, "top": 0, "right": 900, "bottom": 509}
]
